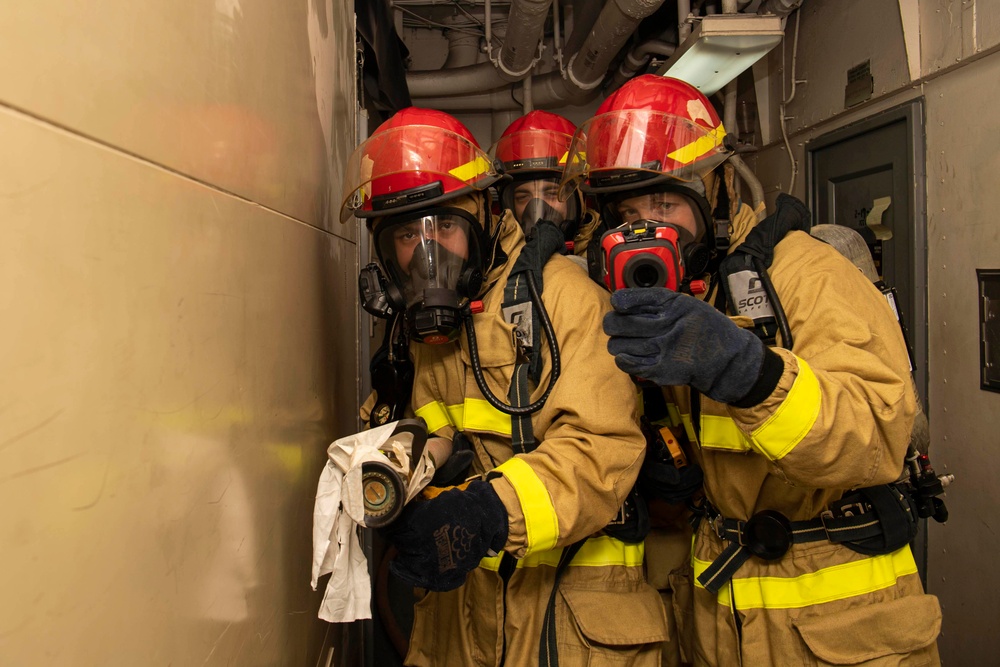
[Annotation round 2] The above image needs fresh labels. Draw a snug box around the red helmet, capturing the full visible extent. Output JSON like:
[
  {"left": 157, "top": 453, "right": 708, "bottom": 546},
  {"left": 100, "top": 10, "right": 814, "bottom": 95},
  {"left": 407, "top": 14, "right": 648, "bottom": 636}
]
[
  {"left": 491, "top": 111, "right": 584, "bottom": 237},
  {"left": 560, "top": 75, "right": 731, "bottom": 197},
  {"left": 491, "top": 110, "right": 576, "bottom": 178},
  {"left": 339, "top": 107, "right": 501, "bottom": 224}
]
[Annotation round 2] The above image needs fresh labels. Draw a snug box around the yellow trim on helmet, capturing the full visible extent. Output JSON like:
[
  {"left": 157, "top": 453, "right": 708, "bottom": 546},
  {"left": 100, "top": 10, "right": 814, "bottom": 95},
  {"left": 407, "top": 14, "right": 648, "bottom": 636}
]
[
  {"left": 494, "top": 456, "right": 560, "bottom": 555},
  {"left": 667, "top": 125, "right": 728, "bottom": 165},
  {"left": 694, "top": 546, "right": 919, "bottom": 609},
  {"left": 449, "top": 155, "right": 493, "bottom": 183},
  {"left": 749, "top": 357, "right": 821, "bottom": 461}
]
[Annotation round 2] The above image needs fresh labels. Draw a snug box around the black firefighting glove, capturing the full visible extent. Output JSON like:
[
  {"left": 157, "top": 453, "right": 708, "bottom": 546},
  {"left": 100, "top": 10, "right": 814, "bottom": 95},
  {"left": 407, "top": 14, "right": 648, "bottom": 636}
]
[
  {"left": 430, "top": 431, "right": 475, "bottom": 486},
  {"left": 384, "top": 479, "right": 508, "bottom": 591},
  {"left": 604, "top": 288, "right": 784, "bottom": 406}
]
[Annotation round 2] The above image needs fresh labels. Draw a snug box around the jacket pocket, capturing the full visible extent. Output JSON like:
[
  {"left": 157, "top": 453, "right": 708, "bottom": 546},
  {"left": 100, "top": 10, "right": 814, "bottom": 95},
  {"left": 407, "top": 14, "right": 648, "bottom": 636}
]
[
  {"left": 792, "top": 594, "right": 941, "bottom": 665},
  {"left": 555, "top": 585, "right": 670, "bottom": 667}
]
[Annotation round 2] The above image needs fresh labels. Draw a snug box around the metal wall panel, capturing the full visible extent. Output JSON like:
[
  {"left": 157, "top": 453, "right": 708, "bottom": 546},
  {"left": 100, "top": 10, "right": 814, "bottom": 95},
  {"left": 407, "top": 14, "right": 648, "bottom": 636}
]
[
  {"left": 780, "top": 0, "right": 909, "bottom": 133},
  {"left": 917, "top": 0, "right": 1000, "bottom": 74},
  {"left": 0, "top": 0, "right": 358, "bottom": 238},
  {"left": 0, "top": 0, "right": 360, "bottom": 659},
  {"left": 0, "top": 103, "right": 359, "bottom": 665},
  {"left": 924, "top": 51, "right": 1000, "bottom": 664},
  {"left": 0, "top": 102, "right": 358, "bottom": 667}
]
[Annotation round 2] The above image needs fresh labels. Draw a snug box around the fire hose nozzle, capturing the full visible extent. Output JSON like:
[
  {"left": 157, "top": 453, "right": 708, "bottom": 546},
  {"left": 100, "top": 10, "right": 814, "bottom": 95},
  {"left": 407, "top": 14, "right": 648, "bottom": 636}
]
[{"left": 361, "top": 419, "right": 456, "bottom": 528}]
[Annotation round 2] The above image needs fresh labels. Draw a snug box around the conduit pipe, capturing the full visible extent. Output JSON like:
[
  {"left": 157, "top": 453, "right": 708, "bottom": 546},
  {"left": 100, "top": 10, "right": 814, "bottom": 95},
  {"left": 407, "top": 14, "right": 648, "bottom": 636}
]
[
  {"left": 407, "top": 0, "right": 553, "bottom": 97},
  {"left": 497, "top": 0, "right": 553, "bottom": 77},
  {"left": 444, "top": 29, "right": 482, "bottom": 68},
  {"left": 414, "top": 0, "right": 667, "bottom": 109},
  {"left": 609, "top": 39, "right": 676, "bottom": 91},
  {"left": 678, "top": 0, "right": 692, "bottom": 40}
]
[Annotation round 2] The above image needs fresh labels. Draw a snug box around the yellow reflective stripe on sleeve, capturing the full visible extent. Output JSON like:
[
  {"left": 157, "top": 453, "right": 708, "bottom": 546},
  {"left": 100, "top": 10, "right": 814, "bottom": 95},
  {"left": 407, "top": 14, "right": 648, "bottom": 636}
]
[
  {"left": 494, "top": 457, "right": 559, "bottom": 555},
  {"left": 449, "top": 156, "right": 492, "bottom": 183},
  {"left": 413, "top": 399, "right": 512, "bottom": 435},
  {"left": 414, "top": 401, "right": 453, "bottom": 434},
  {"left": 699, "top": 414, "right": 751, "bottom": 452},
  {"left": 462, "top": 398, "right": 512, "bottom": 434},
  {"left": 693, "top": 546, "right": 918, "bottom": 609},
  {"left": 667, "top": 125, "right": 727, "bottom": 165},
  {"left": 749, "top": 357, "right": 821, "bottom": 461},
  {"left": 479, "top": 535, "right": 644, "bottom": 570}
]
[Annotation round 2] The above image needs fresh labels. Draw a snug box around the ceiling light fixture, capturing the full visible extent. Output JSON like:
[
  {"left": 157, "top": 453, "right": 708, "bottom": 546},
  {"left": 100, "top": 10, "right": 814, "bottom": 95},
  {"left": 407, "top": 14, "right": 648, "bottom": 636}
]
[{"left": 656, "top": 14, "right": 784, "bottom": 95}]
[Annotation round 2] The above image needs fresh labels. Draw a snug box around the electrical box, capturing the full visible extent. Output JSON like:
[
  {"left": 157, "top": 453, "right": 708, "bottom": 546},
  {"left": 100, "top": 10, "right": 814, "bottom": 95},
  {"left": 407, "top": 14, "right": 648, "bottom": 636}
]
[{"left": 979, "top": 269, "right": 1000, "bottom": 392}]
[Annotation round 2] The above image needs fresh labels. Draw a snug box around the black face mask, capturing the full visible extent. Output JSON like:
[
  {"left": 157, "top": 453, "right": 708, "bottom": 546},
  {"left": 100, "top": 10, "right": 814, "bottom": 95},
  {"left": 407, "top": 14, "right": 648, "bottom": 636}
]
[
  {"left": 374, "top": 207, "right": 485, "bottom": 344},
  {"left": 503, "top": 178, "right": 582, "bottom": 241}
]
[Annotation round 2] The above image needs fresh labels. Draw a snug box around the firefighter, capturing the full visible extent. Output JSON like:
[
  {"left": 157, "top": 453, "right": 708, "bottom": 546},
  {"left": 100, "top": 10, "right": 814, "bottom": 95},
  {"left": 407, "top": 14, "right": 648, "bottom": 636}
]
[
  {"left": 340, "top": 107, "right": 669, "bottom": 667},
  {"left": 562, "top": 75, "right": 942, "bottom": 665},
  {"left": 491, "top": 110, "right": 600, "bottom": 258}
]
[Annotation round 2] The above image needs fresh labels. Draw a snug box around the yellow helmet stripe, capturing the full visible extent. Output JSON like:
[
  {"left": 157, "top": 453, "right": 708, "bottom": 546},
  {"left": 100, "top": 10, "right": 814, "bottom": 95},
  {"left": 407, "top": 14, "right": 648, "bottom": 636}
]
[
  {"left": 449, "top": 155, "right": 493, "bottom": 183},
  {"left": 667, "top": 125, "right": 728, "bottom": 165}
]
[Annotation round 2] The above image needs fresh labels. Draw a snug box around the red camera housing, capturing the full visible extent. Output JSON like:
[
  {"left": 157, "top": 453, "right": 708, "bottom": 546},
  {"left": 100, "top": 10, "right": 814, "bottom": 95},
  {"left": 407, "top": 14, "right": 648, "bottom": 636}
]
[{"left": 596, "top": 222, "right": 685, "bottom": 292}]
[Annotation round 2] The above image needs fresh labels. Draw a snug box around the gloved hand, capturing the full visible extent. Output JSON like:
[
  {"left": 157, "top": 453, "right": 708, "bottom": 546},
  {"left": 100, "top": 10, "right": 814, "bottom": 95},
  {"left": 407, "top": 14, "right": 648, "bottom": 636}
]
[
  {"left": 384, "top": 479, "right": 508, "bottom": 591},
  {"left": 640, "top": 460, "right": 704, "bottom": 504},
  {"left": 604, "top": 288, "right": 775, "bottom": 404},
  {"left": 430, "top": 431, "right": 476, "bottom": 486}
]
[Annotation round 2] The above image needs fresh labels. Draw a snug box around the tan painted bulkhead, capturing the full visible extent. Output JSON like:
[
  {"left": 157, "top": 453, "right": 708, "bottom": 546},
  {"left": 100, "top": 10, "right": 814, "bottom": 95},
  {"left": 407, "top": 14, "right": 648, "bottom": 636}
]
[
  {"left": 748, "top": 0, "right": 1000, "bottom": 663},
  {"left": 0, "top": 0, "right": 360, "bottom": 665}
]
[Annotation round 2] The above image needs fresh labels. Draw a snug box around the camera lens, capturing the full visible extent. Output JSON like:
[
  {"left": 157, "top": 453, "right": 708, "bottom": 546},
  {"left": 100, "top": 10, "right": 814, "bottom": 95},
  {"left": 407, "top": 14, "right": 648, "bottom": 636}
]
[{"left": 623, "top": 255, "right": 668, "bottom": 288}]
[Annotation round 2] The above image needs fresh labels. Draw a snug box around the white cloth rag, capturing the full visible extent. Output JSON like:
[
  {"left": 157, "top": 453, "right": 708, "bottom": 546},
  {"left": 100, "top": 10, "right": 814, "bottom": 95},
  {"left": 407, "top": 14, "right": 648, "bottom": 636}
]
[{"left": 310, "top": 420, "right": 438, "bottom": 623}]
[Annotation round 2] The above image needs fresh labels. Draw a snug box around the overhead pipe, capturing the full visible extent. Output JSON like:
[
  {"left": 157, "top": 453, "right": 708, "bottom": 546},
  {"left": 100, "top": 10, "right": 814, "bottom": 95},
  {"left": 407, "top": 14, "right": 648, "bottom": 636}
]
[
  {"left": 407, "top": 0, "right": 553, "bottom": 97},
  {"left": 443, "top": 18, "right": 482, "bottom": 68},
  {"left": 562, "top": 0, "right": 605, "bottom": 58},
  {"left": 678, "top": 0, "right": 692, "bottom": 40},
  {"left": 417, "top": 0, "right": 667, "bottom": 110},
  {"left": 608, "top": 39, "right": 676, "bottom": 91},
  {"left": 551, "top": 0, "right": 565, "bottom": 73},
  {"left": 408, "top": 0, "right": 602, "bottom": 99},
  {"left": 496, "top": 0, "right": 553, "bottom": 77}
]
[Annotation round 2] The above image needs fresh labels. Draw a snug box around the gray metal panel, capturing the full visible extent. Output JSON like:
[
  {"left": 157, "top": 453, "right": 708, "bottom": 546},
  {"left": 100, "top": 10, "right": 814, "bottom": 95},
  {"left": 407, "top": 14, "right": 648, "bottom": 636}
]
[{"left": 924, "top": 49, "right": 1000, "bottom": 666}]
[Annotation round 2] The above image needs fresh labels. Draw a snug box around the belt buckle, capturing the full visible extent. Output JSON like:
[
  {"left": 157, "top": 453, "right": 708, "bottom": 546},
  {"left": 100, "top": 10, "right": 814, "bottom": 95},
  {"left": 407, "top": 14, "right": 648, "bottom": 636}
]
[
  {"left": 743, "top": 510, "right": 793, "bottom": 561},
  {"left": 835, "top": 501, "right": 867, "bottom": 518},
  {"left": 711, "top": 514, "right": 726, "bottom": 540}
]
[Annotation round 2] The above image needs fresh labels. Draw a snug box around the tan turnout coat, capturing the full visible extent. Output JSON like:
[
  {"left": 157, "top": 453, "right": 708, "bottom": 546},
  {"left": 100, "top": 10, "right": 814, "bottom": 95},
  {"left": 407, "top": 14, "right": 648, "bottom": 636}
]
[
  {"left": 403, "top": 211, "right": 669, "bottom": 667},
  {"left": 657, "top": 203, "right": 942, "bottom": 666}
]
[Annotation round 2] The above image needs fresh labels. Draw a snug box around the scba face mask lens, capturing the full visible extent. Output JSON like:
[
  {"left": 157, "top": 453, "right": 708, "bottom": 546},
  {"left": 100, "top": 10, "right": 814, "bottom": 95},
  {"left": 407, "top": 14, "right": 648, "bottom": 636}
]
[
  {"left": 375, "top": 208, "right": 484, "bottom": 344},
  {"left": 503, "top": 178, "right": 581, "bottom": 239}
]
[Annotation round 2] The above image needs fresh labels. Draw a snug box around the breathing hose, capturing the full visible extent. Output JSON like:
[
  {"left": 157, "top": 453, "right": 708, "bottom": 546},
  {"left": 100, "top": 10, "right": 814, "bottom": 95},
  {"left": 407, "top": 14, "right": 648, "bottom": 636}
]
[
  {"left": 752, "top": 256, "right": 794, "bottom": 350},
  {"left": 463, "top": 271, "right": 561, "bottom": 415}
]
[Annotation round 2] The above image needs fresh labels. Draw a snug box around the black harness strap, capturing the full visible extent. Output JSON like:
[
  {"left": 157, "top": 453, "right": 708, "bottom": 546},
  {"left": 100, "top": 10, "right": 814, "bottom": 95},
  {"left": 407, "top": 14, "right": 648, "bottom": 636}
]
[
  {"left": 500, "top": 222, "right": 566, "bottom": 453},
  {"left": 694, "top": 493, "right": 911, "bottom": 595},
  {"left": 539, "top": 540, "right": 586, "bottom": 667}
]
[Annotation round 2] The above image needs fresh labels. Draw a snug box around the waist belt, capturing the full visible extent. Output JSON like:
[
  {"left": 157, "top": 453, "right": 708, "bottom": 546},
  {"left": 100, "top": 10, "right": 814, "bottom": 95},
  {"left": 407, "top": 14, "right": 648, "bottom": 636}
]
[{"left": 693, "top": 494, "right": 892, "bottom": 595}]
